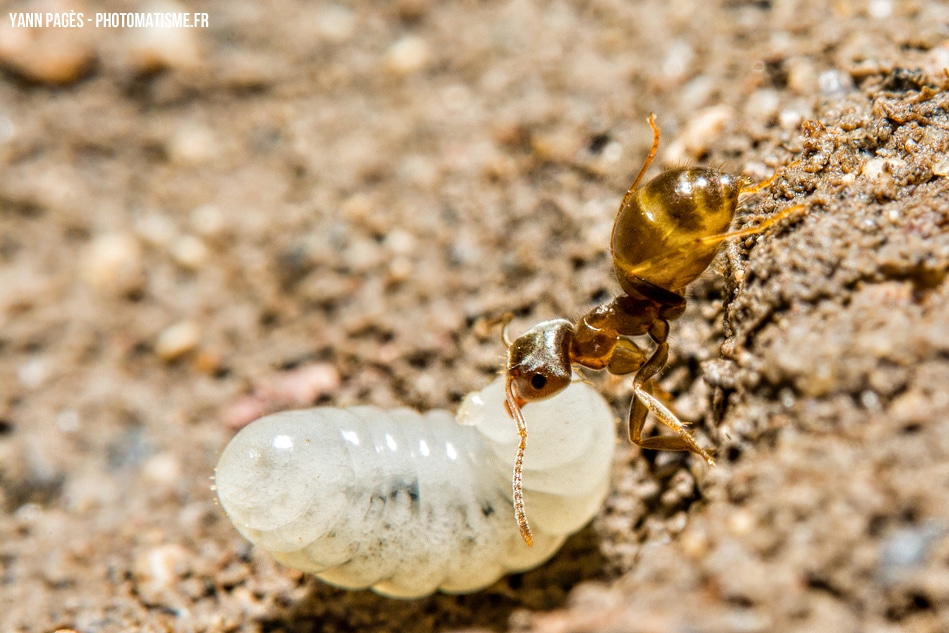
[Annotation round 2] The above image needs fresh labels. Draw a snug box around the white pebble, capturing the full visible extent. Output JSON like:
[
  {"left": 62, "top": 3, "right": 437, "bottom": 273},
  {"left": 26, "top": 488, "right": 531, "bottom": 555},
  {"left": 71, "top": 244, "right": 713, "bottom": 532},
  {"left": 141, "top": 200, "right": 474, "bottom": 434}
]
[
  {"left": 166, "top": 123, "right": 219, "bottom": 166},
  {"left": 383, "top": 228, "right": 417, "bottom": 255},
  {"left": 818, "top": 69, "right": 854, "bottom": 96},
  {"left": 316, "top": 5, "right": 356, "bottom": 42},
  {"left": 778, "top": 108, "right": 805, "bottom": 130},
  {"left": 867, "top": 0, "right": 893, "bottom": 19},
  {"left": 135, "top": 212, "right": 177, "bottom": 249},
  {"left": 142, "top": 452, "right": 183, "bottom": 487},
  {"left": 270, "top": 363, "right": 342, "bottom": 404},
  {"left": 663, "top": 105, "right": 733, "bottom": 165},
  {"left": 125, "top": 1, "right": 201, "bottom": 72},
  {"left": 155, "top": 320, "right": 201, "bottom": 361},
  {"left": 56, "top": 409, "right": 81, "bottom": 433},
  {"left": 17, "top": 356, "right": 50, "bottom": 389},
  {"left": 170, "top": 234, "right": 209, "bottom": 270},
  {"left": 133, "top": 543, "right": 191, "bottom": 606},
  {"left": 862, "top": 156, "right": 906, "bottom": 183},
  {"left": 661, "top": 40, "right": 694, "bottom": 81},
  {"left": 785, "top": 57, "right": 817, "bottom": 95},
  {"left": 385, "top": 35, "right": 430, "bottom": 75},
  {"left": 745, "top": 89, "right": 781, "bottom": 122},
  {"left": 79, "top": 232, "right": 144, "bottom": 295},
  {"left": 932, "top": 157, "right": 949, "bottom": 177}
]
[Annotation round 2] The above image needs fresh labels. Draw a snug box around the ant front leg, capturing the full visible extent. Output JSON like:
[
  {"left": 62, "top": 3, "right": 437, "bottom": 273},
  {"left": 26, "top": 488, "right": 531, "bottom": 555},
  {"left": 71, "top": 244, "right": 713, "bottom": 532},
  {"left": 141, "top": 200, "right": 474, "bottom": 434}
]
[{"left": 628, "top": 320, "right": 716, "bottom": 466}]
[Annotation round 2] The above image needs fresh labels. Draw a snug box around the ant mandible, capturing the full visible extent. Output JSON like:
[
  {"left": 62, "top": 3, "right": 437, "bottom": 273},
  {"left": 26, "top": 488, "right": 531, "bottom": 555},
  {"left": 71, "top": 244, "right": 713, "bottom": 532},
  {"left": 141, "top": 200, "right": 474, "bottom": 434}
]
[{"left": 504, "top": 113, "right": 797, "bottom": 546}]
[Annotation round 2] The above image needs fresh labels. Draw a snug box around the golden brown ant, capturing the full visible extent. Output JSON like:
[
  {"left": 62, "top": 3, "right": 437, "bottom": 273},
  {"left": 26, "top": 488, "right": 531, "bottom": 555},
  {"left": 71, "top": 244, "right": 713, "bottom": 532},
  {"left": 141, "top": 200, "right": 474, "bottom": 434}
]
[{"left": 504, "top": 114, "right": 798, "bottom": 546}]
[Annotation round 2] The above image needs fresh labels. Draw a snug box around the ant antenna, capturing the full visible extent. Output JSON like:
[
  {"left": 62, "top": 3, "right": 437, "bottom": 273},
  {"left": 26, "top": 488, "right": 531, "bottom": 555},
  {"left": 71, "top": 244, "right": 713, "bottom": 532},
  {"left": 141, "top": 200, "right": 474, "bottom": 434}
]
[
  {"left": 485, "top": 312, "right": 515, "bottom": 348},
  {"left": 499, "top": 313, "right": 515, "bottom": 348},
  {"left": 504, "top": 375, "right": 534, "bottom": 547}
]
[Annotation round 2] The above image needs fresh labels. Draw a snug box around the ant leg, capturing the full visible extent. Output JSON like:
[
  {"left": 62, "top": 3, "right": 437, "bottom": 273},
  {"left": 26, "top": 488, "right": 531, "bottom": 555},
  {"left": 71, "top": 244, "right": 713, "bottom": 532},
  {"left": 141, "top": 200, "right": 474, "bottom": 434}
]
[
  {"left": 630, "top": 379, "right": 715, "bottom": 463},
  {"left": 737, "top": 160, "right": 800, "bottom": 197},
  {"left": 698, "top": 204, "right": 806, "bottom": 247},
  {"left": 607, "top": 339, "right": 647, "bottom": 376},
  {"left": 627, "top": 326, "right": 715, "bottom": 465},
  {"left": 618, "top": 113, "right": 662, "bottom": 211}
]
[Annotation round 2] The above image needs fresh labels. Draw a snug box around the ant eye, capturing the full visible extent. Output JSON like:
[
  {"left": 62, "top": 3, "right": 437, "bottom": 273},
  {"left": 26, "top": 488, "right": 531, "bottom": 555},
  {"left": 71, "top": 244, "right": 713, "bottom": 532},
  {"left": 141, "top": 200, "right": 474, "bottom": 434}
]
[{"left": 530, "top": 374, "right": 547, "bottom": 390}]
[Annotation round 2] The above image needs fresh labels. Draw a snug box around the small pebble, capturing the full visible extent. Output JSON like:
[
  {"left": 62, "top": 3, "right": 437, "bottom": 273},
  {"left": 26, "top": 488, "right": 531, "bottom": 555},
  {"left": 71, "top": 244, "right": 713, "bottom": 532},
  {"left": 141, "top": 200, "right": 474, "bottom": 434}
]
[
  {"left": 155, "top": 320, "right": 201, "bottom": 361},
  {"left": 0, "top": 14, "right": 95, "bottom": 84},
  {"left": 921, "top": 42, "right": 949, "bottom": 85},
  {"left": 388, "top": 256, "right": 413, "bottom": 282},
  {"left": 745, "top": 89, "right": 781, "bottom": 123},
  {"left": 680, "top": 525, "right": 710, "bottom": 559},
  {"left": 878, "top": 524, "right": 944, "bottom": 585},
  {"left": 385, "top": 35, "right": 430, "bottom": 75},
  {"left": 170, "top": 234, "right": 209, "bottom": 270},
  {"left": 141, "top": 452, "right": 182, "bottom": 488},
  {"left": 316, "top": 5, "right": 356, "bottom": 43},
  {"left": 867, "top": 0, "right": 893, "bottom": 19},
  {"left": 79, "top": 232, "right": 144, "bottom": 295},
  {"left": 166, "top": 123, "right": 219, "bottom": 166},
  {"left": 222, "top": 363, "right": 342, "bottom": 429},
  {"left": 818, "top": 69, "right": 854, "bottom": 96},
  {"left": 132, "top": 543, "right": 191, "bottom": 606},
  {"left": 190, "top": 204, "right": 226, "bottom": 238},
  {"left": 661, "top": 40, "right": 694, "bottom": 81},
  {"left": 663, "top": 105, "right": 733, "bottom": 165},
  {"left": 269, "top": 363, "right": 342, "bottom": 404},
  {"left": 126, "top": 0, "right": 202, "bottom": 72},
  {"left": 785, "top": 57, "right": 818, "bottom": 95},
  {"left": 932, "top": 157, "right": 949, "bottom": 177},
  {"left": 16, "top": 357, "right": 49, "bottom": 389},
  {"left": 727, "top": 508, "right": 757, "bottom": 536},
  {"left": 384, "top": 228, "right": 417, "bottom": 255},
  {"left": 862, "top": 156, "right": 906, "bottom": 183},
  {"left": 136, "top": 212, "right": 177, "bottom": 249},
  {"left": 56, "top": 409, "right": 81, "bottom": 433},
  {"left": 778, "top": 108, "right": 805, "bottom": 130}
]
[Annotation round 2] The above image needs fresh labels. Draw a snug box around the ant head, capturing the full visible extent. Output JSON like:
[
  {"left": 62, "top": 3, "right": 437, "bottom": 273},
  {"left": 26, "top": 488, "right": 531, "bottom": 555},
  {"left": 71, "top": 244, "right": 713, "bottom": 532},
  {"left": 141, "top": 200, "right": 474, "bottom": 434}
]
[{"left": 505, "top": 319, "right": 574, "bottom": 406}]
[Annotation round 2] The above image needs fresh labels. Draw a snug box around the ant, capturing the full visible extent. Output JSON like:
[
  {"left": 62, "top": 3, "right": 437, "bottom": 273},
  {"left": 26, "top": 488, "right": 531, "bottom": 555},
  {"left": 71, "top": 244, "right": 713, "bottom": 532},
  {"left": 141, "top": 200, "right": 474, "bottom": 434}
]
[{"left": 503, "top": 114, "right": 799, "bottom": 546}]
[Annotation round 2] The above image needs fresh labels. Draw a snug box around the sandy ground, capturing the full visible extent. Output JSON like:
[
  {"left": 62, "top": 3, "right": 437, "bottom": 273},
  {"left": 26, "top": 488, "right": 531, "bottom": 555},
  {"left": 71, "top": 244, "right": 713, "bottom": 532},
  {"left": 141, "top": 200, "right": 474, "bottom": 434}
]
[{"left": 2, "top": 0, "right": 949, "bottom": 631}]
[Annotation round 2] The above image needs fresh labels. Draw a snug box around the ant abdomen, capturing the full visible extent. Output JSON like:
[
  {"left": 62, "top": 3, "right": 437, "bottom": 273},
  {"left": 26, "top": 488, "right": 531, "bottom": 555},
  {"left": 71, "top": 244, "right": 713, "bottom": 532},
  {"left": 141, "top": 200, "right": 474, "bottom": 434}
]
[{"left": 611, "top": 167, "right": 744, "bottom": 294}]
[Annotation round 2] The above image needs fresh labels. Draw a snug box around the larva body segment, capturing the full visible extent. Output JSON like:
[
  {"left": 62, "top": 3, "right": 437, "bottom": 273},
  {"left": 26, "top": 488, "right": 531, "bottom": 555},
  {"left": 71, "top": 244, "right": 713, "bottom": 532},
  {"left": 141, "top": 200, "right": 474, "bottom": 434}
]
[{"left": 215, "top": 376, "right": 616, "bottom": 598}]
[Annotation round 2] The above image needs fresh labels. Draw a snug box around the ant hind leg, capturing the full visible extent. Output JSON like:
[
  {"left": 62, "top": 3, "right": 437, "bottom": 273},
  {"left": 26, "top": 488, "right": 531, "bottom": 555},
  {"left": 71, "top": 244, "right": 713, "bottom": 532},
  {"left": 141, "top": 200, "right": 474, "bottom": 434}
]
[{"left": 627, "top": 340, "right": 716, "bottom": 466}]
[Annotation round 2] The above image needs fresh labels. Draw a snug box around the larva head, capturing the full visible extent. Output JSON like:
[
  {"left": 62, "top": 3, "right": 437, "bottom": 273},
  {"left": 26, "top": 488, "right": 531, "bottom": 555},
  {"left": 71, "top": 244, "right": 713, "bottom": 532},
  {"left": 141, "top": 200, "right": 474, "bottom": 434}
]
[{"left": 505, "top": 319, "right": 575, "bottom": 407}]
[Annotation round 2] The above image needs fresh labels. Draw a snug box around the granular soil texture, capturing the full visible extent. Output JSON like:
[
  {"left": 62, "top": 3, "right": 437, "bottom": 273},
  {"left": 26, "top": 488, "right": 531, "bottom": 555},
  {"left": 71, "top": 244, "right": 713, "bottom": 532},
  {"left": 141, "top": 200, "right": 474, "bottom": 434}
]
[{"left": 1, "top": 1, "right": 949, "bottom": 632}]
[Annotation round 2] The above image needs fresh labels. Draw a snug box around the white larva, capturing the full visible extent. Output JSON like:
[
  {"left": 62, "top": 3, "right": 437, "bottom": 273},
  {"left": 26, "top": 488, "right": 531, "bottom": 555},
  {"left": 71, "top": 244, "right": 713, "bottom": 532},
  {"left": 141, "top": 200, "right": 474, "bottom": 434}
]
[{"left": 214, "top": 375, "right": 615, "bottom": 598}]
